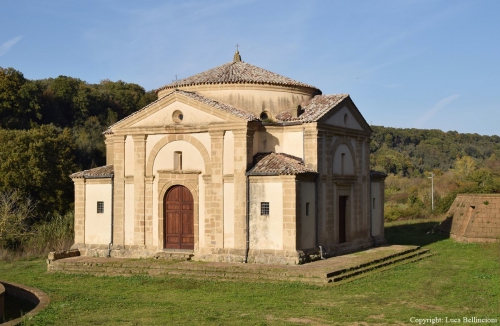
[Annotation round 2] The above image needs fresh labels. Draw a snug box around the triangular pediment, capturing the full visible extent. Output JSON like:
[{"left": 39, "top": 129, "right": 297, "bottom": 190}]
[
  {"left": 108, "top": 90, "right": 256, "bottom": 131},
  {"left": 130, "top": 101, "right": 225, "bottom": 128},
  {"left": 318, "top": 97, "right": 371, "bottom": 132}
]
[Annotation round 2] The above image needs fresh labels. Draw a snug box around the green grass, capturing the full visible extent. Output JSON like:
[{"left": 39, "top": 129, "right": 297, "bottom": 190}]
[{"left": 1, "top": 219, "right": 499, "bottom": 325}]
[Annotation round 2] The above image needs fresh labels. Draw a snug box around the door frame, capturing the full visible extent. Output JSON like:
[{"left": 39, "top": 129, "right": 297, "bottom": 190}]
[
  {"left": 163, "top": 185, "right": 194, "bottom": 249},
  {"left": 157, "top": 171, "right": 200, "bottom": 251}
]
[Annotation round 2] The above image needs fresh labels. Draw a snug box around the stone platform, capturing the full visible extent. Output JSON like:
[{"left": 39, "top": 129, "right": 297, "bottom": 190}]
[{"left": 47, "top": 245, "right": 432, "bottom": 285}]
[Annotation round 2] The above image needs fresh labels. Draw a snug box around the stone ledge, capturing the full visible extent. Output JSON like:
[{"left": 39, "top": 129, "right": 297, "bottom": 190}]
[
  {"left": 47, "top": 249, "right": 80, "bottom": 262},
  {"left": 0, "top": 280, "right": 50, "bottom": 326}
]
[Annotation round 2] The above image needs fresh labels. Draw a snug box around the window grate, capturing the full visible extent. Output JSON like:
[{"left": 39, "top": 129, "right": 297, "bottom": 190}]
[
  {"left": 97, "top": 201, "right": 104, "bottom": 213},
  {"left": 261, "top": 202, "right": 269, "bottom": 216}
]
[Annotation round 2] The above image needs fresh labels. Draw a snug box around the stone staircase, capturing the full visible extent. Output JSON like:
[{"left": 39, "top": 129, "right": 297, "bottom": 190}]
[
  {"left": 47, "top": 245, "right": 433, "bottom": 286},
  {"left": 326, "top": 247, "right": 433, "bottom": 284}
]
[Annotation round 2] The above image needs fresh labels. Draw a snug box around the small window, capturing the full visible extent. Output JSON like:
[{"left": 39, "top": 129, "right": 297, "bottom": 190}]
[
  {"left": 306, "top": 202, "right": 310, "bottom": 216},
  {"left": 372, "top": 198, "right": 376, "bottom": 209},
  {"left": 341, "top": 153, "right": 345, "bottom": 175},
  {"left": 261, "top": 202, "right": 269, "bottom": 216},
  {"left": 97, "top": 201, "right": 104, "bottom": 213},
  {"left": 174, "top": 151, "right": 182, "bottom": 170},
  {"left": 172, "top": 110, "right": 184, "bottom": 123}
]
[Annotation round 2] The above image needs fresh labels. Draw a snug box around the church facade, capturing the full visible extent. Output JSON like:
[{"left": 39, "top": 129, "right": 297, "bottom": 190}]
[{"left": 70, "top": 51, "right": 386, "bottom": 264}]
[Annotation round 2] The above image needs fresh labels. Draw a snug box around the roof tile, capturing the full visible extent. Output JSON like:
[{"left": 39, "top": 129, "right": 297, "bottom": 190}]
[
  {"left": 70, "top": 165, "right": 114, "bottom": 179},
  {"left": 247, "top": 153, "right": 316, "bottom": 175},
  {"left": 156, "top": 61, "right": 320, "bottom": 92},
  {"left": 276, "top": 94, "right": 349, "bottom": 123}
]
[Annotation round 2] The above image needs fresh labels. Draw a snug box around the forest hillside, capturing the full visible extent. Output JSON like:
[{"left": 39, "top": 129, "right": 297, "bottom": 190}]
[
  {"left": 370, "top": 125, "right": 500, "bottom": 219},
  {"left": 1, "top": 66, "right": 499, "bottom": 255}
]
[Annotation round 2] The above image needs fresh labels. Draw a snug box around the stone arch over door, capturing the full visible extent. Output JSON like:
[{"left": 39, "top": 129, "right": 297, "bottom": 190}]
[
  {"left": 146, "top": 134, "right": 212, "bottom": 176},
  {"left": 158, "top": 179, "right": 199, "bottom": 250}
]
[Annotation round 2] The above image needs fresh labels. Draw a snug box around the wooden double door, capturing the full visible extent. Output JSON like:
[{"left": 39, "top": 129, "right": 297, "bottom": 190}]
[{"left": 164, "top": 185, "right": 194, "bottom": 250}]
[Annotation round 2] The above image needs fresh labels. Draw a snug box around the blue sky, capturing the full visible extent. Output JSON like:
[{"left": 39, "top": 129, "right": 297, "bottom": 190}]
[{"left": 1, "top": 0, "right": 499, "bottom": 135}]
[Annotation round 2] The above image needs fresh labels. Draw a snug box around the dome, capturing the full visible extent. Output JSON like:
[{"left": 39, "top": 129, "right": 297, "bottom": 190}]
[{"left": 155, "top": 52, "right": 321, "bottom": 118}]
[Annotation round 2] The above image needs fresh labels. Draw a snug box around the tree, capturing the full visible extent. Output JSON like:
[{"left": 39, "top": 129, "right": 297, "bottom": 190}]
[
  {"left": 0, "top": 67, "right": 41, "bottom": 129},
  {"left": 0, "top": 125, "right": 77, "bottom": 217},
  {"left": 0, "top": 190, "right": 37, "bottom": 248}
]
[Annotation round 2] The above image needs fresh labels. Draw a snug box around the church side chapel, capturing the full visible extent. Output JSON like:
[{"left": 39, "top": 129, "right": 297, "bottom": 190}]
[{"left": 70, "top": 50, "right": 387, "bottom": 264}]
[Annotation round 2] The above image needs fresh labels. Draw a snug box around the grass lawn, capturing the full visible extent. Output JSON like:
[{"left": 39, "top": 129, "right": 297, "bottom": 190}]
[{"left": 1, "top": 218, "right": 499, "bottom": 325}]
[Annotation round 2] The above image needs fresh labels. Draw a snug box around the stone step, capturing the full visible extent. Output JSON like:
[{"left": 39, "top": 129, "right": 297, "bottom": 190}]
[
  {"left": 332, "top": 252, "right": 435, "bottom": 286},
  {"left": 328, "top": 248, "right": 432, "bottom": 283},
  {"left": 325, "top": 246, "right": 422, "bottom": 278},
  {"left": 47, "top": 245, "right": 433, "bottom": 286}
]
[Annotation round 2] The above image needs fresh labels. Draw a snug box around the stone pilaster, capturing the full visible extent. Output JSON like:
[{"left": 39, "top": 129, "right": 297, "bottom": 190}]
[
  {"left": 304, "top": 127, "right": 318, "bottom": 170},
  {"left": 324, "top": 135, "right": 334, "bottom": 246},
  {"left": 105, "top": 135, "right": 114, "bottom": 165},
  {"left": 354, "top": 138, "right": 363, "bottom": 237},
  {"left": 133, "top": 135, "right": 147, "bottom": 246},
  {"left": 364, "top": 138, "right": 371, "bottom": 236},
  {"left": 233, "top": 129, "right": 254, "bottom": 249},
  {"left": 282, "top": 177, "right": 297, "bottom": 250},
  {"left": 145, "top": 176, "right": 154, "bottom": 247},
  {"left": 203, "top": 175, "right": 214, "bottom": 246},
  {"left": 112, "top": 136, "right": 126, "bottom": 246},
  {"left": 73, "top": 178, "right": 86, "bottom": 244},
  {"left": 208, "top": 130, "right": 224, "bottom": 247}
]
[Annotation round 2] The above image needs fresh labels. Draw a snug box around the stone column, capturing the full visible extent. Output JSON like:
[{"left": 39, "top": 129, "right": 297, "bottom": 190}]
[
  {"left": 112, "top": 135, "right": 126, "bottom": 246},
  {"left": 233, "top": 129, "right": 254, "bottom": 250},
  {"left": 133, "top": 134, "right": 147, "bottom": 246},
  {"left": 73, "top": 178, "right": 86, "bottom": 245}
]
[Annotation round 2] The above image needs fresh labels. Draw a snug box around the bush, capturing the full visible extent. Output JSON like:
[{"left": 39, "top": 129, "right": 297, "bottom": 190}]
[
  {"left": 0, "top": 190, "right": 36, "bottom": 249},
  {"left": 26, "top": 211, "right": 74, "bottom": 256}
]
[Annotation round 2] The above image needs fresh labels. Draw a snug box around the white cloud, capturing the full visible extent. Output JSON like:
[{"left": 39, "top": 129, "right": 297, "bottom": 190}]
[
  {"left": 414, "top": 94, "right": 461, "bottom": 128},
  {"left": 0, "top": 36, "right": 23, "bottom": 56}
]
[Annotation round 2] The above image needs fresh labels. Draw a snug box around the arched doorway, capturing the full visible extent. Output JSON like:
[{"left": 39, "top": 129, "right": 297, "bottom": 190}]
[{"left": 164, "top": 185, "right": 194, "bottom": 249}]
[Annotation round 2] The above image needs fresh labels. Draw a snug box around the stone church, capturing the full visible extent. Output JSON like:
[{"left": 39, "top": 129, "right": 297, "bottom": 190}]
[{"left": 70, "top": 51, "right": 387, "bottom": 264}]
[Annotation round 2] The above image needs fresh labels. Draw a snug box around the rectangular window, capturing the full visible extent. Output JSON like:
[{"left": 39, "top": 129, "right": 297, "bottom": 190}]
[
  {"left": 372, "top": 198, "right": 376, "bottom": 209},
  {"left": 260, "top": 202, "right": 269, "bottom": 216},
  {"left": 97, "top": 201, "right": 104, "bottom": 213},
  {"left": 174, "top": 151, "right": 182, "bottom": 170},
  {"left": 306, "top": 202, "right": 310, "bottom": 216},
  {"left": 341, "top": 153, "right": 345, "bottom": 175}
]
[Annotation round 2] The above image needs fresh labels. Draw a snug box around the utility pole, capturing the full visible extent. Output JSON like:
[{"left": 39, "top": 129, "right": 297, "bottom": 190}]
[{"left": 428, "top": 172, "right": 434, "bottom": 211}]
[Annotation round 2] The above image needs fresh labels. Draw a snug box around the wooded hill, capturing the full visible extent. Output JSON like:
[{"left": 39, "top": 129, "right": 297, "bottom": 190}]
[
  {"left": 370, "top": 126, "right": 500, "bottom": 219},
  {"left": 1, "top": 66, "right": 499, "bottom": 223}
]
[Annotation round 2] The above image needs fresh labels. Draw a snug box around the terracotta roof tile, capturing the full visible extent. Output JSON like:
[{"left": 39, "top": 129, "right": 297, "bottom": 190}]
[
  {"left": 70, "top": 165, "right": 114, "bottom": 179},
  {"left": 156, "top": 61, "right": 320, "bottom": 92},
  {"left": 276, "top": 94, "right": 349, "bottom": 123},
  {"left": 247, "top": 153, "right": 316, "bottom": 175}
]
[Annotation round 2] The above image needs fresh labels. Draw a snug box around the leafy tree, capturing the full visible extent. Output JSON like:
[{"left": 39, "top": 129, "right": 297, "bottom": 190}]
[
  {"left": 72, "top": 116, "right": 107, "bottom": 168},
  {"left": 0, "top": 67, "right": 41, "bottom": 129},
  {"left": 0, "top": 125, "right": 77, "bottom": 217}
]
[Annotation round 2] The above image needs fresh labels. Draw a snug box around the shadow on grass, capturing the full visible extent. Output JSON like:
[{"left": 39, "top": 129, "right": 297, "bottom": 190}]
[{"left": 385, "top": 220, "right": 449, "bottom": 247}]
